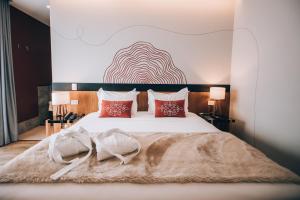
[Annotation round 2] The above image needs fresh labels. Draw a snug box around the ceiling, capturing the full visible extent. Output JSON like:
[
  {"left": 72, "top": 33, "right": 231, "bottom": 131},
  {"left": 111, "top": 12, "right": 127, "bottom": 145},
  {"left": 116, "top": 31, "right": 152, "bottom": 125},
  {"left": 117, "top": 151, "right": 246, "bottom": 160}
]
[{"left": 10, "top": 0, "right": 50, "bottom": 26}]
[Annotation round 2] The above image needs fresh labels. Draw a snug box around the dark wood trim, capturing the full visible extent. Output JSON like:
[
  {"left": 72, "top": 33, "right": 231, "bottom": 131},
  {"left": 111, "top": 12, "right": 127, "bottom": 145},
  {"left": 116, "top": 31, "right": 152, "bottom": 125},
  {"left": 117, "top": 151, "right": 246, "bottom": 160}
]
[{"left": 52, "top": 83, "right": 230, "bottom": 92}]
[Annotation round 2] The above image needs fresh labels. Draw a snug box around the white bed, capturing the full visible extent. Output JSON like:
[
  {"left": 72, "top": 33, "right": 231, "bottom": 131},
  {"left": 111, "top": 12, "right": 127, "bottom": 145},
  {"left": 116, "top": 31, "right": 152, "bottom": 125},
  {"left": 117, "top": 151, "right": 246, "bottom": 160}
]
[{"left": 0, "top": 112, "right": 300, "bottom": 200}]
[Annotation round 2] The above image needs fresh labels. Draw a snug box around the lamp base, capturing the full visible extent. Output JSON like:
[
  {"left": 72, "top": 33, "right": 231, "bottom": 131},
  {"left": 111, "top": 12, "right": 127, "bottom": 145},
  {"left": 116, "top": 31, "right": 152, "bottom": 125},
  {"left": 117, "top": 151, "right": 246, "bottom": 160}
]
[
  {"left": 53, "top": 105, "right": 68, "bottom": 117},
  {"left": 208, "top": 100, "right": 223, "bottom": 116}
]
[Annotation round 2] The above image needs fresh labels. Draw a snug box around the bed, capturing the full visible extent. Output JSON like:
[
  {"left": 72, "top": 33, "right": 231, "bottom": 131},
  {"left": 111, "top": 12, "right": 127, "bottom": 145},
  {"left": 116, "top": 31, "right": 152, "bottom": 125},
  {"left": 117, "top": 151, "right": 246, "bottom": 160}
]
[
  {"left": 0, "top": 111, "right": 300, "bottom": 200},
  {"left": 1, "top": 41, "right": 299, "bottom": 199}
]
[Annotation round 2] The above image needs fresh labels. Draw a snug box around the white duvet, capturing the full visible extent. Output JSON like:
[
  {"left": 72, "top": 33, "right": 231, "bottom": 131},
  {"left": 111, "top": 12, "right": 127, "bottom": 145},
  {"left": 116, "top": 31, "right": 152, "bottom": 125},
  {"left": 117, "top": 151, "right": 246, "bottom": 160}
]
[{"left": 70, "top": 111, "right": 219, "bottom": 133}]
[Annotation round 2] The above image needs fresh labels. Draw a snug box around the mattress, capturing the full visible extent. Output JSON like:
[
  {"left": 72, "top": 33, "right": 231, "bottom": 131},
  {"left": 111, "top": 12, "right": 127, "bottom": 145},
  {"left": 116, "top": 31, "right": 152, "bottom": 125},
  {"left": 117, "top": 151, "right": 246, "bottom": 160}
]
[{"left": 0, "top": 112, "right": 299, "bottom": 200}]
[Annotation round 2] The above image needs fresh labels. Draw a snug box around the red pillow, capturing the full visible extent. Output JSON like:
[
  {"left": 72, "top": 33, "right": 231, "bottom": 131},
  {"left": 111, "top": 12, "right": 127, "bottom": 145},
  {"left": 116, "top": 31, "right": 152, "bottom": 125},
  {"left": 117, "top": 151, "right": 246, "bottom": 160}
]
[
  {"left": 155, "top": 99, "right": 186, "bottom": 117},
  {"left": 100, "top": 100, "right": 133, "bottom": 118}
]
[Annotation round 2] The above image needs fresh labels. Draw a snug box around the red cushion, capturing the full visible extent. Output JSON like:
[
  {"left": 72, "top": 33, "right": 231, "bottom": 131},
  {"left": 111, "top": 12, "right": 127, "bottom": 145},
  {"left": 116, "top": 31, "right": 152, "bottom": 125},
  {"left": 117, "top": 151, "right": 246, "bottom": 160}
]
[
  {"left": 155, "top": 99, "right": 186, "bottom": 117},
  {"left": 100, "top": 100, "right": 133, "bottom": 118}
]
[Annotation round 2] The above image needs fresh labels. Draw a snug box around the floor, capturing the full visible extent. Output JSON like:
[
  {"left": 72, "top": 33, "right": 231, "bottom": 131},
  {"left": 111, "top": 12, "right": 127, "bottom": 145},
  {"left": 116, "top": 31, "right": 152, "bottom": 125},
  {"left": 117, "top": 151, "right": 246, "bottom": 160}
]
[
  {"left": 19, "top": 126, "right": 46, "bottom": 140},
  {"left": 0, "top": 140, "right": 38, "bottom": 166},
  {"left": 0, "top": 126, "right": 45, "bottom": 167}
]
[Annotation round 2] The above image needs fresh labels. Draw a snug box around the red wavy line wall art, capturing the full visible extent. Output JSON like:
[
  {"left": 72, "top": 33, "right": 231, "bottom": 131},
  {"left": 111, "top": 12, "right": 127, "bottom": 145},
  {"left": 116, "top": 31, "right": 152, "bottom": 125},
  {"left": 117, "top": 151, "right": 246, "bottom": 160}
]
[{"left": 103, "top": 41, "right": 187, "bottom": 84}]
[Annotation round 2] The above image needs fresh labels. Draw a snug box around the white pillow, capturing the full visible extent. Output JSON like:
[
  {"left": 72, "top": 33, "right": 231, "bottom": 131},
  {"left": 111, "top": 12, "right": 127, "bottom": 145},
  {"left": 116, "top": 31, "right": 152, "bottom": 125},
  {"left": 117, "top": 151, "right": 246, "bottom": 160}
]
[
  {"left": 147, "top": 87, "right": 189, "bottom": 114},
  {"left": 97, "top": 88, "right": 140, "bottom": 116}
]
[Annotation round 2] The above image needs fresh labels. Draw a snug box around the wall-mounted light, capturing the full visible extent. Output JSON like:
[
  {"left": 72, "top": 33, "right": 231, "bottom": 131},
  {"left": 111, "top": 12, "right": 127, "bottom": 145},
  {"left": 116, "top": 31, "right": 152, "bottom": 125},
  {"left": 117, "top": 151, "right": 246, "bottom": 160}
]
[
  {"left": 71, "top": 83, "right": 77, "bottom": 91},
  {"left": 46, "top": 5, "right": 50, "bottom": 9}
]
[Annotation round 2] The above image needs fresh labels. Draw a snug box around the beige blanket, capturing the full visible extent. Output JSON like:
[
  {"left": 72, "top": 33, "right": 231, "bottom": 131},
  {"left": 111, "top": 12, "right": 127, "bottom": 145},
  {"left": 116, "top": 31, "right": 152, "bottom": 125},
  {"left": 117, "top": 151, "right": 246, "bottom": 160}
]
[{"left": 0, "top": 132, "right": 299, "bottom": 183}]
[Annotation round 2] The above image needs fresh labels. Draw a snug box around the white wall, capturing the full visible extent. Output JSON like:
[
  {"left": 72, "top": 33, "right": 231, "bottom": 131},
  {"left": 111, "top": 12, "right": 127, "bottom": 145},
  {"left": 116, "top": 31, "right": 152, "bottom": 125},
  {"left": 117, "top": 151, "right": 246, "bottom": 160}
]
[
  {"left": 230, "top": 0, "right": 300, "bottom": 173},
  {"left": 50, "top": 0, "right": 235, "bottom": 84}
]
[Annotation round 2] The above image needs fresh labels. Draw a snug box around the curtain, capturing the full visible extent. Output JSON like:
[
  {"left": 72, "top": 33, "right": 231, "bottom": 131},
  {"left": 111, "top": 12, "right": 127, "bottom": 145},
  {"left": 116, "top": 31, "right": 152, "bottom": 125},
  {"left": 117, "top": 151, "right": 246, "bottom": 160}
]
[{"left": 0, "top": 0, "right": 18, "bottom": 146}]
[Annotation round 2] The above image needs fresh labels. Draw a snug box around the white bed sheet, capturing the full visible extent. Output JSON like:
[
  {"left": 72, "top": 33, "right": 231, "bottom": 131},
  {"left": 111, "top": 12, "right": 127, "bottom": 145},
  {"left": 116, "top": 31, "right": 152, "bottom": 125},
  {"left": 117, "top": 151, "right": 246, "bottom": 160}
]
[{"left": 70, "top": 111, "right": 220, "bottom": 133}]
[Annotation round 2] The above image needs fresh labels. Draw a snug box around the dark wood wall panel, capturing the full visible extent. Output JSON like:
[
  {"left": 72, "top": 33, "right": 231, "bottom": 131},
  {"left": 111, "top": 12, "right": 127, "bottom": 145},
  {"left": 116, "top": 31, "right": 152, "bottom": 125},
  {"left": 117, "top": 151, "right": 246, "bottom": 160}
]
[{"left": 10, "top": 7, "right": 52, "bottom": 122}]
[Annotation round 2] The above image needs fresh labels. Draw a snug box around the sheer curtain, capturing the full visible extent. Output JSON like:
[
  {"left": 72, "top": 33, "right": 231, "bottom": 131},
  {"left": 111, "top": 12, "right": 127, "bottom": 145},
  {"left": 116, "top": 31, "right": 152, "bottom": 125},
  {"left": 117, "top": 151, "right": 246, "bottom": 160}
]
[{"left": 0, "top": 0, "right": 18, "bottom": 146}]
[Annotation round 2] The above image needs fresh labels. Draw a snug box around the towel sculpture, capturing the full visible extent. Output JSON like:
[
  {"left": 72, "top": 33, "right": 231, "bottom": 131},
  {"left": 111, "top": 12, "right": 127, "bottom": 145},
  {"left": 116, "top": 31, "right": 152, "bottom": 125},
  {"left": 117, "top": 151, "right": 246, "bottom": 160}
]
[
  {"left": 48, "top": 128, "right": 141, "bottom": 180},
  {"left": 92, "top": 128, "right": 141, "bottom": 164}
]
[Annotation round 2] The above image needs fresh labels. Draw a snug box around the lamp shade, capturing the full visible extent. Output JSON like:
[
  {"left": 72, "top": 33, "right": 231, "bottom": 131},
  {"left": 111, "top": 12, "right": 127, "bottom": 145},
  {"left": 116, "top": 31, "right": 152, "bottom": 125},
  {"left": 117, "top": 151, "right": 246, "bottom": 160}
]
[
  {"left": 209, "top": 87, "right": 225, "bottom": 100},
  {"left": 51, "top": 92, "right": 70, "bottom": 105}
]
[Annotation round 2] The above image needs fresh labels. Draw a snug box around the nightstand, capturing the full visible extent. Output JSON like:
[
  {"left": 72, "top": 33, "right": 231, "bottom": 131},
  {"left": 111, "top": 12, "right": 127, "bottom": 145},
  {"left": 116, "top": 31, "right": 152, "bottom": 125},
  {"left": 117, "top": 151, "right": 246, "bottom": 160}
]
[
  {"left": 198, "top": 113, "right": 235, "bottom": 132},
  {"left": 45, "top": 114, "right": 84, "bottom": 136}
]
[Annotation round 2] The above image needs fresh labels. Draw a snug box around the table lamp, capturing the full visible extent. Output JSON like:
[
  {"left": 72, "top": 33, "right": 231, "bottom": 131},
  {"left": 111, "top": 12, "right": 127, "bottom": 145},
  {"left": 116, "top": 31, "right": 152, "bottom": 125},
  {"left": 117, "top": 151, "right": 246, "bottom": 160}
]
[
  {"left": 209, "top": 87, "right": 225, "bottom": 116},
  {"left": 51, "top": 92, "right": 70, "bottom": 117}
]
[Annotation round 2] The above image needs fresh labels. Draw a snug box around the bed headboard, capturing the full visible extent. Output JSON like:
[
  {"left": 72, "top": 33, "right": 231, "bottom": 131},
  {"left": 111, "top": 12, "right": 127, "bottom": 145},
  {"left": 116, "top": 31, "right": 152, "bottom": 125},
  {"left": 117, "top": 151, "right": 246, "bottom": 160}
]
[{"left": 52, "top": 83, "right": 230, "bottom": 117}]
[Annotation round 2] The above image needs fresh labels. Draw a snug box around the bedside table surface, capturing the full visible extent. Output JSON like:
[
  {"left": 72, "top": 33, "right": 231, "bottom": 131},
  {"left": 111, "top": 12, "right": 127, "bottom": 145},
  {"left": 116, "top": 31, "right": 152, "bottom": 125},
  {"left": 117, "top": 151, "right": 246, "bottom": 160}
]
[
  {"left": 199, "top": 113, "right": 235, "bottom": 122},
  {"left": 45, "top": 114, "right": 84, "bottom": 136},
  {"left": 46, "top": 114, "right": 84, "bottom": 123},
  {"left": 198, "top": 113, "right": 235, "bottom": 132}
]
